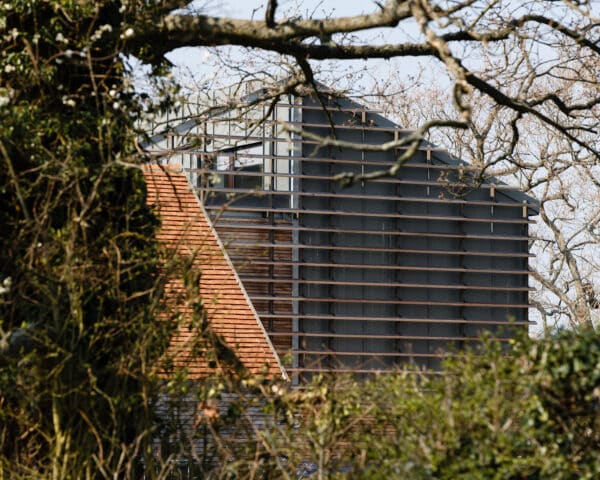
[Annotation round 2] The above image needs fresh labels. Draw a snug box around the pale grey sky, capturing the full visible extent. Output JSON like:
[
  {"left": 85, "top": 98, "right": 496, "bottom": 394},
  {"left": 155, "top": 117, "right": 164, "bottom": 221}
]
[{"left": 165, "top": 0, "right": 436, "bottom": 94}]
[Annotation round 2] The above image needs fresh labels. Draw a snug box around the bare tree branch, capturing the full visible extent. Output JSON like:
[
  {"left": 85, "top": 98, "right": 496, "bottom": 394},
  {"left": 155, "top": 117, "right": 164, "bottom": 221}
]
[{"left": 265, "top": 0, "right": 278, "bottom": 29}]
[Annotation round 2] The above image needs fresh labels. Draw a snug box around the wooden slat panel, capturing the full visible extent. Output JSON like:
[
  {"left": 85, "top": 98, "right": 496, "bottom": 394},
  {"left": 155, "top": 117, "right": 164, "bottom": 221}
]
[
  {"left": 199, "top": 185, "right": 528, "bottom": 209},
  {"left": 269, "top": 332, "right": 513, "bottom": 341},
  {"left": 284, "top": 368, "right": 447, "bottom": 374},
  {"left": 250, "top": 295, "right": 531, "bottom": 308},
  {"left": 213, "top": 222, "right": 529, "bottom": 242},
  {"left": 188, "top": 153, "right": 486, "bottom": 173},
  {"left": 230, "top": 259, "right": 531, "bottom": 275},
  {"left": 196, "top": 168, "right": 528, "bottom": 193},
  {"left": 239, "top": 277, "right": 533, "bottom": 292},
  {"left": 205, "top": 205, "right": 533, "bottom": 225},
  {"left": 283, "top": 350, "right": 456, "bottom": 358},
  {"left": 223, "top": 242, "right": 534, "bottom": 258},
  {"left": 258, "top": 313, "right": 532, "bottom": 326}
]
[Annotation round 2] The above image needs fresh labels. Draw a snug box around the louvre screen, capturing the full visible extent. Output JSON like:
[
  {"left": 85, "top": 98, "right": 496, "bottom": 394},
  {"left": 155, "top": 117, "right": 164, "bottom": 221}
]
[{"left": 157, "top": 92, "right": 537, "bottom": 380}]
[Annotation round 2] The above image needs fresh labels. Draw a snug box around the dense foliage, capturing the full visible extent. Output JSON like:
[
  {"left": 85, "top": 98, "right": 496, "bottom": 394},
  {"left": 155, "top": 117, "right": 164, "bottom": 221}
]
[
  {"left": 185, "top": 330, "right": 600, "bottom": 479},
  {"left": 0, "top": 1, "right": 173, "bottom": 477}
]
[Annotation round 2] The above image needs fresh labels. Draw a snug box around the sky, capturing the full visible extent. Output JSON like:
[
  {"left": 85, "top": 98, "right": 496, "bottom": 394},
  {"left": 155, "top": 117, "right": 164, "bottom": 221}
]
[
  {"left": 164, "top": 0, "right": 600, "bottom": 95},
  {"left": 165, "top": 0, "right": 438, "bottom": 95}
]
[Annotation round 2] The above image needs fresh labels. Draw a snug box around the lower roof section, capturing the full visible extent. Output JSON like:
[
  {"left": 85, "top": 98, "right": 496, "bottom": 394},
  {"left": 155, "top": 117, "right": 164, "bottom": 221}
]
[{"left": 142, "top": 164, "right": 286, "bottom": 380}]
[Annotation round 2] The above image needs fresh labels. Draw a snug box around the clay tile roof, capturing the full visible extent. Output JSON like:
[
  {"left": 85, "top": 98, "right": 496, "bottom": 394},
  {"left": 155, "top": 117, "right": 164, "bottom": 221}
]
[{"left": 143, "top": 164, "right": 286, "bottom": 380}]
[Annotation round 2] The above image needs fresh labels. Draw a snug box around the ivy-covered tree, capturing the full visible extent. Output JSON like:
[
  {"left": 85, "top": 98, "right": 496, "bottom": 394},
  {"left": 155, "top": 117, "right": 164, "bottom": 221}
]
[{"left": 0, "top": 1, "right": 176, "bottom": 477}]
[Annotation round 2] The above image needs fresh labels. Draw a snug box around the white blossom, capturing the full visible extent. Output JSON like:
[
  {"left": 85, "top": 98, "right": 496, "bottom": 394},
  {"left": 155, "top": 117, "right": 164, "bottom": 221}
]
[
  {"left": 271, "top": 384, "right": 283, "bottom": 396},
  {"left": 91, "top": 24, "right": 113, "bottom": 42},
  {"left": 121, "top": 27, "right": 134, "bottom": 40},
  {"left": 0, "top": 277, "right": 11, "bottom": 295},
  {"left": 0, "top": 87, "right": 12, "bottom": 106},
  {"left": 62, "top": 96, "right": 76, "bottom": 107}
]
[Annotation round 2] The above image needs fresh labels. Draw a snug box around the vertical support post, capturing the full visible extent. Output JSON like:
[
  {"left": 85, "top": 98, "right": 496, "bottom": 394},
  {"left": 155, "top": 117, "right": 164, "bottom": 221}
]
[
  {"left": 361, "top": 111, "right": 366, "bottom": 187},
  {"left": 290, "top": 94, "right": 301, "bottom": 384},
  {"left": 425, "top": 148, "right": 432, "bottom": 365},
  {"left": 490, "top": 184, "right": 495, "bottom": 233},
  {"left": 267, "top": 104, "right": 274, "bottom": 334},
  {"left": 426, "top": 148, "right": 431, "bottom": 197}
]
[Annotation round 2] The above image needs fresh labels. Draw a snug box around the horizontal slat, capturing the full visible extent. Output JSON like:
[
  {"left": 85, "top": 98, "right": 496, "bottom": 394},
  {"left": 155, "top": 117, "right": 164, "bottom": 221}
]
[
  {"left": 213, "top": 222, "right": 529, "bottom": 242},
  {"left": 223, "top": 241, "right": 534, "bottom": 258},
  {"left": 258, "top": 313, "right": 531, "bottom": 325},
  {"left": 196, "top": 168, "right": 527, "bottom": 193},
  {"left": 239, "top": 277, "right": 533, "bottom": 292},
  {"left": 283, "top": 350, "right": 455, "bottom": 358},
  {"left": 250, "top": 295, "right": 530, "bottom": 308},
  {"left": 231, "top": 259, "right": 531, "bottom": 276},
  {"left": 205, "top": 205, "right": 533, "bottom": 225},
  {"left": 199, "top": 186, "right": 527, "bottom": 209},
  {"left": 268, "top": 332, "right": 513, "bottom": 341},
  {"left": 189, "top": 153, "right": 481, "bottom": 172},
  {"left": 285, "top": 368, "right": 446, "bottom": 374},
  {"left": 258, "top": 119, "right": 413, "bottom": 134},
  {"left": 201, "top": 103, "right": 385, "bottom": 115}
]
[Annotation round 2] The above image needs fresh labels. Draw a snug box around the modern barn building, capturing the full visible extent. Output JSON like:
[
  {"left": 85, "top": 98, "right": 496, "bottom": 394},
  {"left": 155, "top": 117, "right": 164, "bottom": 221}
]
[{"left": 145, "top": 86, "right": 538, "bottom": 381}]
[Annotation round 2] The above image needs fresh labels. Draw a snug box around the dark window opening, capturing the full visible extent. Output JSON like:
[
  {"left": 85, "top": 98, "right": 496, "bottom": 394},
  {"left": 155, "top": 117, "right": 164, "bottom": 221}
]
[{"left": 234, "top": 162, "right": 262, "bottom": 189}]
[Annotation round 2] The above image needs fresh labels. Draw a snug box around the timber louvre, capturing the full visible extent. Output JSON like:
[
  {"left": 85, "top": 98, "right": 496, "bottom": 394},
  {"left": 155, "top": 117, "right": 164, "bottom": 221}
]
[{"left": 148, "top": 86, "right": 538, "bottom": 381}]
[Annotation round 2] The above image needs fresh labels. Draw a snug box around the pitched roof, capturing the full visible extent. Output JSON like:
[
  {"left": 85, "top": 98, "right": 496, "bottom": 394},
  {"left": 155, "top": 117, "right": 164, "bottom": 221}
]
[{"left": 143, "top": 164, "right": 286, "bottom": 379}]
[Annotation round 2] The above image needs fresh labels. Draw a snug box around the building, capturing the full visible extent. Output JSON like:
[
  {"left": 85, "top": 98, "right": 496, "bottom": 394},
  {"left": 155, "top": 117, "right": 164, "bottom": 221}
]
[{"left": 145, "top": 86, "right": 538, "bottom": 381}]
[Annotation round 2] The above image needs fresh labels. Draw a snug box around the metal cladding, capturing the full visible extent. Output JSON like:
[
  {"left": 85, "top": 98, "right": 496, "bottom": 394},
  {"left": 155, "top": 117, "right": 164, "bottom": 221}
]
[{"left": 149, "top": 90, "right": 538, "bottom": 381}]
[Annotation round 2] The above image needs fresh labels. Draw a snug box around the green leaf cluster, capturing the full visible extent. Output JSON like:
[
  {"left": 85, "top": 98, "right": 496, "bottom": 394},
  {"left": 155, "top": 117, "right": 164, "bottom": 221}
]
[{"left": 188, "top": 330, "right": 600, "bottom": 479}]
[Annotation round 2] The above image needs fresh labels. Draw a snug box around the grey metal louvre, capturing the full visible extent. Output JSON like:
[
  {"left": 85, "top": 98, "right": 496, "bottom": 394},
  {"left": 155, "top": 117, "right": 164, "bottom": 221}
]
[{"left": 151, "top": 88, "right": 537, "bottom": 381}]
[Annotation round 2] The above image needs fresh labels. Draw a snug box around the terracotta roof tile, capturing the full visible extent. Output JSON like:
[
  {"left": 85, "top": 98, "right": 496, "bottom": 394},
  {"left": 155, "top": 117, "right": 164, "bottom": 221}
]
[{"left": 143, "top": 164, "right": 286, "bottom": 380}]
